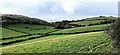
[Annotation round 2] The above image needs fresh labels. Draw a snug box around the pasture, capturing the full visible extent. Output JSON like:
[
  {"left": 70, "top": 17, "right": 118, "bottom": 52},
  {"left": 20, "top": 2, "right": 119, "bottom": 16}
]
[
  {"left": 51, "top": 24, "right": 110, "bottom": 34},
  {"left": 6, "top": 24, "right": 57, "bottom": 34},
  {"left": 70, "top": 20, "right": 105, "bottom": 25},
  {"left": 2, "top": 32, "right": 112, "bottom": 53},
  {"left": 2, "top": 28, "right": 26, "bottom": 39}
]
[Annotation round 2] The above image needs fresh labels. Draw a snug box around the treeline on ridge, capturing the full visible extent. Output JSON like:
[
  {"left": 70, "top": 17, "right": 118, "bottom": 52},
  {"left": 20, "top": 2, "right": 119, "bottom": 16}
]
[
  {"left": 1, "top": 14, "right": 117, "bottom": 29},
  {"left": 52, "top": 16, "right": 117, "bottom": 29}
]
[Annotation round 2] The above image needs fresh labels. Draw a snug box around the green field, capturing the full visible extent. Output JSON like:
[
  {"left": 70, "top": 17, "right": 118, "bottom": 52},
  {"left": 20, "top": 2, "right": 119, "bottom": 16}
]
[
  {"left": 70, "top": 16, "right": 116, "bottom": 25},
  {"left": 2, "top": 32, "right": 112, "bottom": 53},
  {"left": 2, "top": 23, "right": 114, "bottom": 53},
  {"left": 70, "top": 20, "right": 105, "bottom": 25},
  {"left": 1, "top": 24, "right": 57, "bottom": 44},
  {"left": 51, "top": 24, "right": 109, "bottom": 34},
  {"left": 2, "top": 14, "right": 118, "bottom": 54},
  {"left": 2, "top": 24, "right": 109, "bottom": 45},
  {"left": 6, "top": 24, "right": 57, "bottom": 34},
  {"left": 2, "top": 28, "right": 26, "bottom": 39},
  {"left": 1, "top": 18, "right": 115, "bottom": 53},
  {"left": 2, "top": 35, "right": 41, "bottom": 44}
]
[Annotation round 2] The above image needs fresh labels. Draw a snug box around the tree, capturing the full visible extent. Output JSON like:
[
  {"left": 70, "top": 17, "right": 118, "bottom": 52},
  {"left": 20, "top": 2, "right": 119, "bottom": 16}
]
[
  {"left": 99, "top": 16, "right": 105, "bottom": 18},
  {"left": 107, "top": 18, "right": 120, "bottom": 49}
]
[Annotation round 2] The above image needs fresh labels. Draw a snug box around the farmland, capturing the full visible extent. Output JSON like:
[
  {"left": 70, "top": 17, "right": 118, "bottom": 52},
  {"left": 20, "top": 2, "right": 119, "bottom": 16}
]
[
  {"left": 2, "top": 32, "right": 112, "bottom": 53},
  {"left": 1, "top": 24, "right": 109, "bottom": 46},
  {"left": 70, "top": 20, "right": 105, "bottom": 25},
  {"left": 1, "top": 23, "right": 113, "bottom": 53},
  {"left": 6, "top": 24, "right": 57, "bottom": 34},
  {"left": 51, "top": 24, "right": 110, "bottom": 34},
  {"left": 69, "top": 16, "right": 116, "bottom": 26},
  {"left": 2, "top": 28, "right": 26, "bottom": 39},
  {"left": 1, "top": 15, "right": 117, "bottom": 54},
  {"left": 1, "top": 35, "right": 41, "bottom": 44}
]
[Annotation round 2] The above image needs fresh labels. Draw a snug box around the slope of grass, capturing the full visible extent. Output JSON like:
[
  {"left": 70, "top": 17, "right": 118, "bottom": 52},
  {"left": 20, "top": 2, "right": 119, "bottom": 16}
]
[
  {"left": 51, "top": 24, "right": 109, "bottom": 34},
  {"left": 1, "top": 24, "right": 108, "bottom": 46},
  {"left": 81, "top": 16, "right": 116, "bottom": 21},
  {"left": 2, "top": 28, "right": 26, "bottom": 39},
  {"left": 6, "top": 24, "right": 57, "bottom": 34},
  {"left": 70, "top": 16, "right": 116, "bottom": 25},
  {"left": 70, "top": 20, "right": 105, "bottom": 25},
  {"left": 2, "top": 32, "right": 112, "bottom": 53},
  {"left": 1, "top": 35, "right": 65, "bottom": 47},
  {"left": 2, "top": 35, "right": 41, "bottom": 44}
]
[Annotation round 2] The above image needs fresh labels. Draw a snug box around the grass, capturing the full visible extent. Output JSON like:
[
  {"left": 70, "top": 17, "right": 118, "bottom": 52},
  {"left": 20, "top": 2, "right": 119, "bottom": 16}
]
[
  {"left": 2, "top": 34, "right": 69, "bottom": 47},
  {"left": 1, "top": 24, "right": 109, "bottom": 46},
  {"left": 2, "top": 35, "right": 41, "bottom": 44},
  {"left": 70, "top": 20, "right": 105, "bottom": 25},
  {"left": 2, "top": 28, "right": 26, "bottom": 39},
  {"left": 51, "top": 24, "right": 110, "bottom": 34},
  {"left": 6, "top": 24, "right": 57, "bottom": 34},
  {"left": 2, "top": 32, "right": 113, "bottom": 53}
]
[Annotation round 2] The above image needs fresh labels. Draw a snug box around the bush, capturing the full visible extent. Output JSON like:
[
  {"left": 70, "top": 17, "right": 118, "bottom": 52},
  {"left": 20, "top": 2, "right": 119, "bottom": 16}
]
[{"left": 107, "top": 18, "right": 120, "bottom": 49}]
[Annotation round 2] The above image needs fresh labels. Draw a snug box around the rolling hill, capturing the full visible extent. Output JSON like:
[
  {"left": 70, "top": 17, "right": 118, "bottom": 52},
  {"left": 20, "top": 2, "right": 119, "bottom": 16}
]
[
  {"left": 1, "top": 14, "right": 118, "bottom": 54},
  {"left": 1, "top": 14, "right": 50, "bottom": 26},
  {"left": 2, "top": 32, "right": 112, "bottom": 53}
]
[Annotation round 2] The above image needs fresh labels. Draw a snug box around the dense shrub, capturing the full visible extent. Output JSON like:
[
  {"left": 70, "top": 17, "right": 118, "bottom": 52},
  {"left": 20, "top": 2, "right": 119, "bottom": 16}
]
[
  {"left": 53, "top": 22, "right": 80, "bottom": 29},
  {"left": 107, "top": 18, "right": 120, "bottom": 49}
]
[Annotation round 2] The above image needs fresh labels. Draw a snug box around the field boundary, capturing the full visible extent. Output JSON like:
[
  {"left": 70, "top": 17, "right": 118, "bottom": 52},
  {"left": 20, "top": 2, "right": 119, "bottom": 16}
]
[
  {"left": 2, "top": 31, "right": 103, "bottom": 49},
  {"left": 1, "top": 30, "right": 104, "bottom": 46}
]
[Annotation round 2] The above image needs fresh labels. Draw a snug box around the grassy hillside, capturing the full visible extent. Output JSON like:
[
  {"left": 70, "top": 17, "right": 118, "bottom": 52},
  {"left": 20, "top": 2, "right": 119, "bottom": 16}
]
[
  {"left": 82, "top": 16, "right": 116, "bottom": 21},
  {"left": 70, "top": 20, "right": 105, "bottom": 25},
  {"left": 69, "top": 16, "right": 116, "bottom": 26},
  {"left": 2, "top": 35, "right": 41, "bottom": 44},
  {"left": 2, "top": 24, "right": 109, "bottom": 46},
  {"left": 2, "top": 28, "right": 26, "bottom": 39},
  {"left": 1, "top": 24, "right": 58, "bottom": 45},
  {"left": 6, "top": 24, "right": 57, "bottom": 34},
  {"left": 1, "top": 15, "right": 117, "bottom": 53},
  {"left": 51, "top": 24, "right": 109, "bottom": 34},
  {"left": 2, "top": 32, "right": 112, "bottom": 53},
  {"left": 1, "top": 23, "right": 58, "bottom": 45}
]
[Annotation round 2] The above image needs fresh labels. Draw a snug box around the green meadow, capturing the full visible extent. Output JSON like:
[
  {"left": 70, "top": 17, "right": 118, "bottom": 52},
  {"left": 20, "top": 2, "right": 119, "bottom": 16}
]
[{"left": 1, "top": 16, "right": 116, "bottom": 53}]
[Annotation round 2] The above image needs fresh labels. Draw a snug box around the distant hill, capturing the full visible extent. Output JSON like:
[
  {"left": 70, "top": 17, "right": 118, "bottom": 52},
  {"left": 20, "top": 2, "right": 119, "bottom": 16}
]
[
  {"left": 1, "top": 14, "right": 117, "bottom": 29},
  {"left": 52, "top": 16, "right": 117, "bottom": 29},
  {"left": 1, "top": 14, "right": 50, "bottom": 26},
  {"left": 69, "top": 16, "right": 117, "bottom": 26}
]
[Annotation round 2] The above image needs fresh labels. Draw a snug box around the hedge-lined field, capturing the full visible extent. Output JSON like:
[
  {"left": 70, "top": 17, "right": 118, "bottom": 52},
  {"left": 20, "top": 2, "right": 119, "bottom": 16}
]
[
  {"left": 6, "top": 24, "right": 57, "bottom": 34},
  {"left": 2, "top": 35, "right": 41, "bottom": 44},
  {"left": 2, "top": 35, "right": 65, "bottom": 47},
  {"left": 51, "top": 24, "right": 110, "bottom": 34},
  {"left": 1, "top": 24, "right": 109, "bottom": 46},
  {"left": 2, "top": 28, "right": 26, "bottom": 39},
  {"left": 70, "top": 20, "right": 105, "bottom": 25},
  {"left": 2, "top": 32, "right": 112, "bottom": 53}
]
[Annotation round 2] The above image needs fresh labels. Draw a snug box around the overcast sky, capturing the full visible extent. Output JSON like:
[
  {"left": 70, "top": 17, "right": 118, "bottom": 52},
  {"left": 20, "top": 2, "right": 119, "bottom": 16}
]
[{"left": 0, "top": 0, "right": 119, "bottom": 22}]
